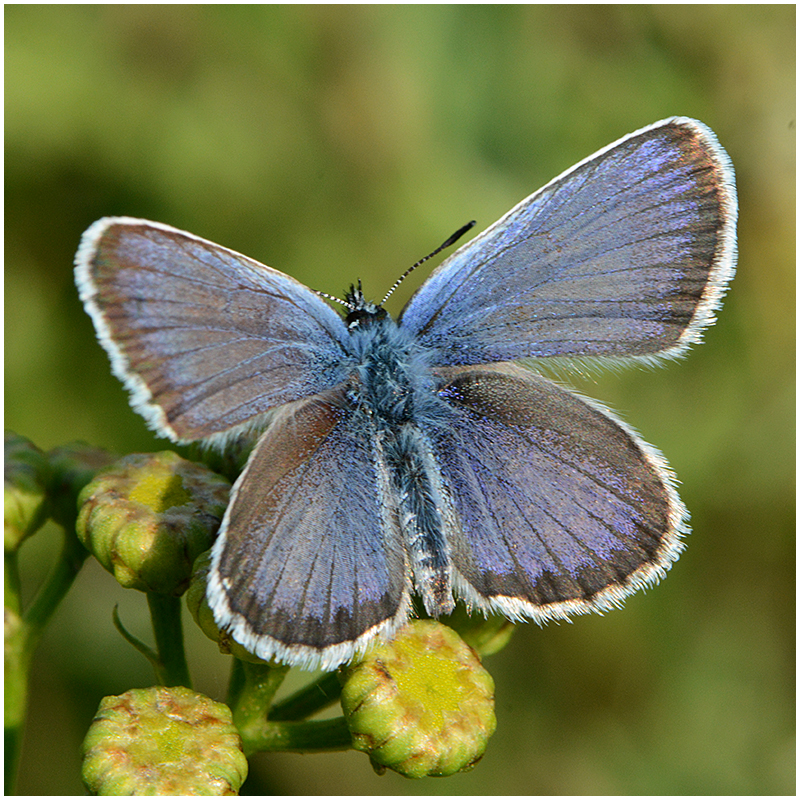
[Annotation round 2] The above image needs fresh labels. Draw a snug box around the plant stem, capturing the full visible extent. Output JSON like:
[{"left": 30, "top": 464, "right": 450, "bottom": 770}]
[
  {"left": 5, "top": 527, "right": 88, "bottom": 794},
  {"left": 4, "top": 604, "right": 28, "bottom": 795},
  {"left": 268, "top": 670, "right": 342, "bottom": 720},
  {"left": 231, "top": 661, "right": 288, "bottom": 735},
  {"left": 23, "top": 527, "right": 87, "bottom": 633},
  {"left": 226, "top": 656, "right": 246, "bottom": 709},
  {"left": 5, "top": 550, "right": 21, "bottom": 615},
  {"left": 229, "top": 662, "right": 351, "bottom": 755},
  {"left": 146, "top": 593, "right": 191, "bottom": 688},
  {"left": 240, "top": 716, "right": 353, "bottom": 756}
]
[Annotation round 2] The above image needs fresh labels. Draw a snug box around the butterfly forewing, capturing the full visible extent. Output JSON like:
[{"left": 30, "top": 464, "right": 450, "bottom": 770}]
[
  {"left": 400, "top": 117, "right": 736, "bottom": 366},
  {"left": 427, "top": 366, "right": 685, "bottom": 619},
  {"left": 75, "top": 218, "right": 353, "bottom": 443},
  {"left": 208, "top": 389, "right": 412, "bottom": 669}
]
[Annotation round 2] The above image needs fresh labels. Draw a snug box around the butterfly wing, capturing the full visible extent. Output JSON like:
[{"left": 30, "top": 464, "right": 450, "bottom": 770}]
[
  {"left": 75, "top": 217, "right": 354, "bottom": 443},
  {"left": 207, "top": 387, "right": 412, "bottom": 670},
  {"left": 424, "top": 366, "right": 685, "bottom": 619},
  {"left": 400, "top": 117, "right": 737, "bottom": 366}
]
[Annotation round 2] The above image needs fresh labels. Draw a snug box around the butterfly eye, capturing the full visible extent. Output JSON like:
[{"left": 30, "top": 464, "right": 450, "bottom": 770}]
[{"left": 346, "top": 304, "right": 387, "bottom": 330}]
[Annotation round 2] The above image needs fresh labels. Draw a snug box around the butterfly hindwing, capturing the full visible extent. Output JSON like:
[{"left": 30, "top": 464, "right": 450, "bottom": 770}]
[
  {"left": 425, "top": 365, "right": 686, "bottom": 620},
  {"left": 208, "top": 387, "right": 412, "bottom": 669},
  {"left": 400, "top": 117, "right": 736, "bottom": 366},
  {"left": 75, "top": 217, "right": 353, "bottom": 443}
]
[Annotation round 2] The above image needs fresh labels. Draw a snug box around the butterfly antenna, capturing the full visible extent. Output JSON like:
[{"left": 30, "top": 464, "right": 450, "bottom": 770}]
[
  {"left": 380, "top": 220, "right": 476, "bottom": 306},
  {"left": 315, "top": 289, "right": 354, "bottom": 310}
]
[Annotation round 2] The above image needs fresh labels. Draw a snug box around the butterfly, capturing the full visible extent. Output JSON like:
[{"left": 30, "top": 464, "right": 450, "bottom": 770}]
[{"left": 75, "top": 117, "right": 737, "bottom": 670}]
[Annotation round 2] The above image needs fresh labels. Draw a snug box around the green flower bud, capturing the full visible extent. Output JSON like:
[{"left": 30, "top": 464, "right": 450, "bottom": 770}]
[
  {"left": 186, "top": 550, "right": 268, "bottom": 664},
  {"left": 340, "top": 620, "right": 496, "bottom": 778},
  {"left": 76, "top": 452, "right": 230, "bottom": 596},
  {"left": 82, "top": 685, "right": 248, "bottom": 795},
  {"left": 4, "top": 432, "right": 50, "bottom": 551},
  {"left": 47, "top": 441, "right": 117, "bottom": 530},
  {"left": 189, "top": 430, "right": 258, "bottom": 484},
  {"left": 438, "top": 604, "right": 516, "bottom": 657}
]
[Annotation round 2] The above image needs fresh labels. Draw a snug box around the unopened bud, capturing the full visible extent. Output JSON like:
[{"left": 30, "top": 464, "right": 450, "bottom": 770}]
[
  {"left": 82, "top": 685, "right": 248, "bottom": 795},
  {"left": 340, "top": 620, "right": 496, "bottom": 778},
  {"left": 186, "top": 550, "right": 268, "bottom": 664},
  {"left": 4, "top": 432, "right": 50, "bottom": 551},
  {"left": 76, "top": 452, "right": 229, "bottom": 595}
]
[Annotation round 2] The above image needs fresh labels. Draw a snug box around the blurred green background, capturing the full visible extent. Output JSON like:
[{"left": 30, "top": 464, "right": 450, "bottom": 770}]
[{"left": 5, "top": 5, "right": 794, "bottom": 795}]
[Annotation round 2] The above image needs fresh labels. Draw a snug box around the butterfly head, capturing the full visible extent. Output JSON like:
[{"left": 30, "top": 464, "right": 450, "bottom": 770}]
[{"left": 345, "top": 279, "right": 388, "bottom": 330}]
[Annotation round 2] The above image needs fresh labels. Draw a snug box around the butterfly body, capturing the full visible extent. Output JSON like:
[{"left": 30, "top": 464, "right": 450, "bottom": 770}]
[
  {"left": 341, "top": 287, "right": 456, "bottom": 618},
  {"left": 75, "top": 117, "right": 737, "bottom": 670}
]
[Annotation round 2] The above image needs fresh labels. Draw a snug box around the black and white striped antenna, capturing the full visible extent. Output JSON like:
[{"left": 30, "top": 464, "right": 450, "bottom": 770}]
[
  {"left": 380, "top": 220, "right": 476, "bottom": 306},
  {"left": 315, "top": 220, "right": 476, "bottom": 311}
]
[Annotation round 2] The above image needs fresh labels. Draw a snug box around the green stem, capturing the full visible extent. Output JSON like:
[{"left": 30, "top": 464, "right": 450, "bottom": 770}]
[
  {"left": 231, "top": 661, "right": 288, "bottom": 735},
  {"left": 5, "top": 551, "right": 22, "bottom": 615},
  {"left": 226, "top": 657, "right": 246, "bottom": 709},
  {"left": 23, "top": 527, "right": 87, "bottom": 633},
  {"left": 146, "top": 593, "right": 191, "bottom": 688},
  {"left": 268, "top": 670, "right": 342, "bottom": 721},
  {"left": 240, "top": 716, "right": 353, "bottom": 756},
  {"left": 229, "top": 662, "right": 351, "bottom": 755},
  {"left": 5, "top": 602, "right": 28, "bottom": 796},
  {"left": 5, "top": 527, "right": 88, "bottom": 794}
]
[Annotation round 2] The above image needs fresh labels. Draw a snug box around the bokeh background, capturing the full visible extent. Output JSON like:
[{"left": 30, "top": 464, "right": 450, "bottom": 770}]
[{"left": 5, "top": 5, "right": 794, "bottom": 795}]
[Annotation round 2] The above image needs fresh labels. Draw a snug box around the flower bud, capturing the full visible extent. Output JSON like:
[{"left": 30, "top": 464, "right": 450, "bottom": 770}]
[
  {"left": 76, "top": 452, "right": 230, "bottom": 595},
  {"left": 186, "top": 550, "right": 268, "bottom": 664},
  {"left": 340, "top": 620, "right": 496, "bottom": 778},
  {"left": 47, "top": 441, "right": 117, "bottom": 529},
  {"left": 81, "top": 685, "right": 248, "bottom": 795},
  {"left": 4, "top": 432, "right": 50, "bottom": 551},
  {"left": 190, "top": 430, "right": 258, "bottom": 484}
]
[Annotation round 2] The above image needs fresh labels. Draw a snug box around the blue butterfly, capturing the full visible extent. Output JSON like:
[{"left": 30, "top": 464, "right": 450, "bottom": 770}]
[{"left": 75, "top": 117, "right": 737, "bottom": 670}]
